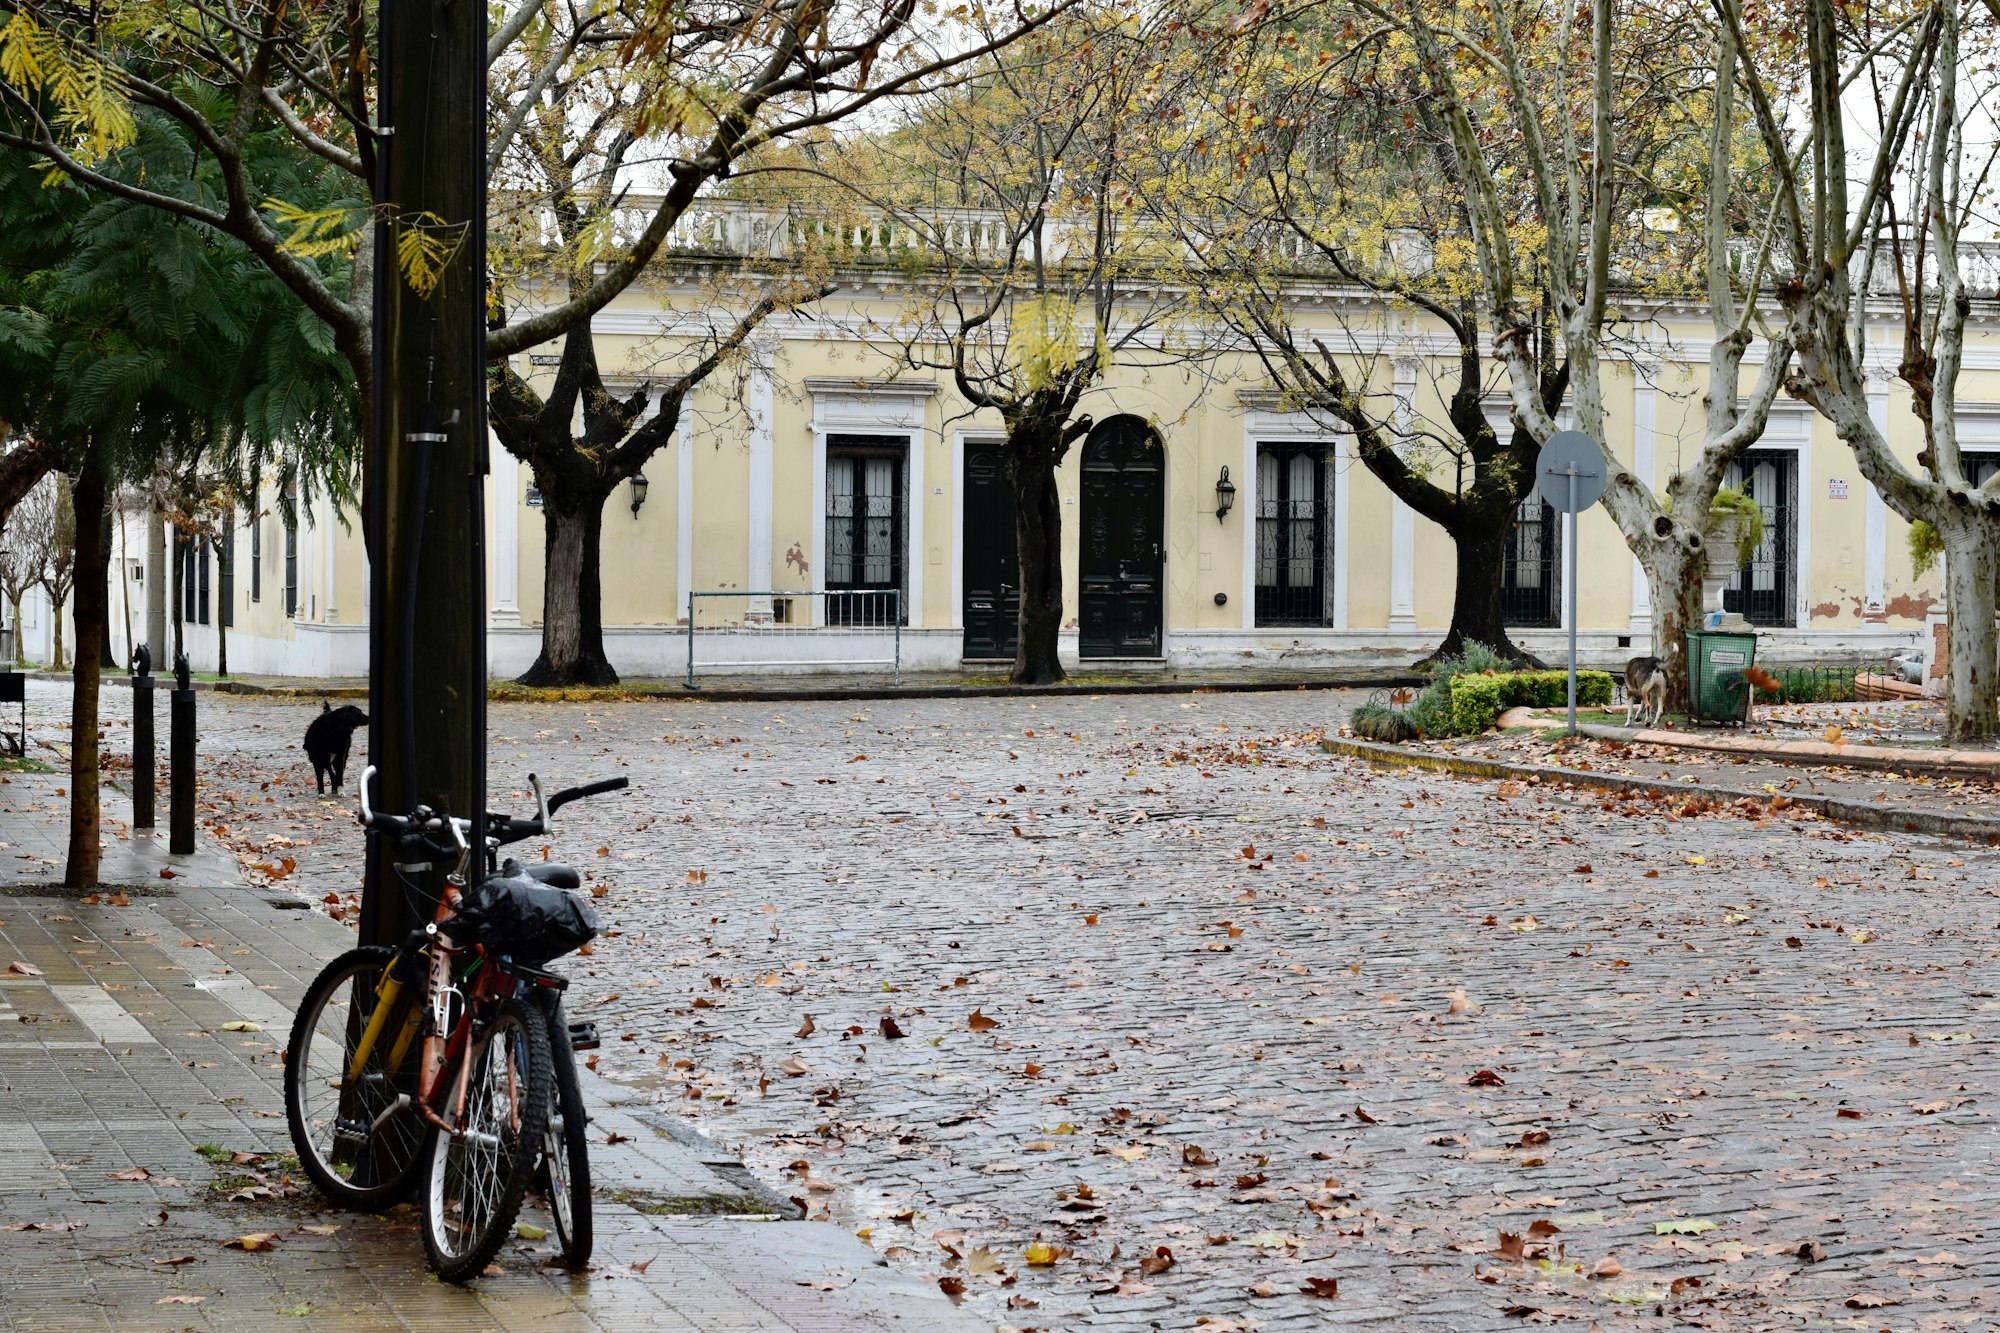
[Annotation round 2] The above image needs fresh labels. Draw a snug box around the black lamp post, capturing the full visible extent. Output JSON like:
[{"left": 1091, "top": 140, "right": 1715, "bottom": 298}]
[{"left": 1214, "top": 465, "right": 1236, "bottom": 522}]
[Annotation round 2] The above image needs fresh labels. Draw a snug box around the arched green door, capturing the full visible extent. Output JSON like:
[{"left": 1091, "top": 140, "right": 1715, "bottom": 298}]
[{"left": 1079, "top": 416, "right": 1164, "bottom": 658}]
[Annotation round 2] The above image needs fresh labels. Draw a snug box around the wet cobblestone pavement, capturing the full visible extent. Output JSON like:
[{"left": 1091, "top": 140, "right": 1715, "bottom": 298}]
[{"left": 47, "top": 682, "right": 2000, "bottom": 1330}]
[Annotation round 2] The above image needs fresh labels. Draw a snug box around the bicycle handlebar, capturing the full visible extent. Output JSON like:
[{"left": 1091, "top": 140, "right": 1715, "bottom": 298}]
[{"left": 359, "top": 764, "right": 630, "bottom": 852}]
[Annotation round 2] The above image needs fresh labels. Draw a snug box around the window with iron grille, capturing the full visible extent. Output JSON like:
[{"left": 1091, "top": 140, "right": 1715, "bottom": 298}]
[
  {"left": 1721, "top": 449, "right": 1798, "bottom": 626},
  {"left": 1254, "top": 441, "right": 1334, "bottom": 626},
  {"left": 1502, "top": 492, "right": 1561, "bottom": 626},
  {"left": 178, "top": 535, "right": 211, "bottom": 625},
  {"left": 218, "top": 521, "right": 234, "bottom": 629},
  {"left": 249, "top": 516, "right": 261, "bottom": 603},
  {"left": 824, "top": 436, "right": 906, "bottom": 625},
  {"left": 283, "top": 513, "right": 298, "bottom": 618}
]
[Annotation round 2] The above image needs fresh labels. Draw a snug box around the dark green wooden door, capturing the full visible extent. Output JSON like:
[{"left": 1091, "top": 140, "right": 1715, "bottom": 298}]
[
  {"left": 1079, "top": 416, "right": 1164, "bottom": 658},
  {"left": 961, "top": 440, "right": 1019, "bottom": 660}
]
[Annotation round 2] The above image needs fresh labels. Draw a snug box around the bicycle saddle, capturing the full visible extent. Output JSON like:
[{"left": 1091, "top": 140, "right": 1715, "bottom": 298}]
[{"left": 521, "top": 861, "right": 581, "bottom": 890}]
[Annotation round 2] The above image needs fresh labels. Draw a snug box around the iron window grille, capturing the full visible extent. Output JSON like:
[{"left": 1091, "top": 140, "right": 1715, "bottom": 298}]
[
  {"left": 177, "top": 535, "right": 211, "bottom": 625},
  {"left": 1721, "top": 449, "right": 1797, "bottom": 627},
  {"left": 283, "top": 515, "right": 297, "bottom": 619},
  {"left": 824, "top": 436, "right": 907, "bottom": 626},
  {"left": 1502, "top": 492, "right": 1561, "bottom": 627},
  {"left": 1254, "top": 441, "right": 1335, "bottom": 627},
  {"left": 249, "top": 516, "right": 261, "bottom": 602},
  {"left": 218, "top": 521, "right": 234, "bottom": 629}
]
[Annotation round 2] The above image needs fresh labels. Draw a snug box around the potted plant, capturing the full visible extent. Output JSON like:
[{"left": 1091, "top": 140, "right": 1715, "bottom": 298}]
[{"left": 1700, "top": 487, "right": 1766, "bottom": 622}]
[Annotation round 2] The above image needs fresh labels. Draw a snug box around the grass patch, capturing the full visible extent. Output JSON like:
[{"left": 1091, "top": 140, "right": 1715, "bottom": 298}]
[{"left": 0, "top": 755, "right": 52, "bottom": 773}]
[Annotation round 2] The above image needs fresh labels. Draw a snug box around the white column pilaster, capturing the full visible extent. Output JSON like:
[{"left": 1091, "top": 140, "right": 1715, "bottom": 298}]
[
  {"left": 1388, "top": 359, "right": 1418, "bottom": 630},
  {"left": 490, "top": 439, "right": 521, "bottom": 626},
  {"left": 1865, "top": 379, "right": 1889, "bottom": 617},
  {"left": 1629, "top": 373, "right": 1656, "bottom": 641},
  {"left": 746, "top": 338, "right": 776, "bottom": 619},
  {"left": 676, "top": 414, "right": 694, "bottom": 623}
]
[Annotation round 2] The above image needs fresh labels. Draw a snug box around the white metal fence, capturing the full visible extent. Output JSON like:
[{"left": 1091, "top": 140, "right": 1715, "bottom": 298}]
[{"left": 684, "top": 590, "right": 902, "bottom": 687}]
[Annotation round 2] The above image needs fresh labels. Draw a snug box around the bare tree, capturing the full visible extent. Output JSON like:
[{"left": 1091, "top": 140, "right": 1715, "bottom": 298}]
[
  {"left": 1726, "top": 0, "right": 1999, "bottom": 739},
  {"left": 0, "top": 475, "right": 53, "bottom": 665},
  {"left": 1366, "top": 0, "right": 1795, "bottom": 703}
]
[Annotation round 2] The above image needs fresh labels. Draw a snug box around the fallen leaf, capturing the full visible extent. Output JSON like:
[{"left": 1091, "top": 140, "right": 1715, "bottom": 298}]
[
  {"left": 879, "top": 1015, "right": 907, "bottom": 1039},
  {"left": 1139, "top": 1246, "right": 1175, "bottom": 1276},
  {"left": 1797, "top": 1239, "right": 1826, "bottom": 1262},
  {"left": 1182, "top": 1144, "right": 1217, "bottom": 1167},
  {"left": 1844, "top": 1293, "right": 1900, "bottom": 1308},
  {"left": 1446, "top": 989, "right": 1481, "bottom": 1015},
  {"left": 222, "top": 1233, "right": 279, "bottom": 1251},
  {"left": 1353, "top": 1105, "right": 1380, "bottom": 1124},
  {"left": 219, "top": 1021, "right": 262, "bottom": 1033},
  {"left": 967, "top": 1009, "right": 1000, "bottom": 1032},
  {"left": 1590, "top": 1257, "right": 1622, "bottom": 1278},
  {"left": 108, "top": 1168, "right": 152, "bottom": 1181},
  {"left": 937, "top": 1276, "right": 965, "bottom": 1298},
  {"left": 1023, "top": 1241, "right": 1069, "bottom": 1266},
  {"left": 152, "top": 1255, "right": 197, "bottom": 1266},
  {"left": 1467, "top": 1069, "right": 1505, "bottom": 1087},
  {"left": 796, "top": 1014, "right": 816, "bottom": 1038},
  {"left": 965, "top": 1246, "right": 1005, "bottom": 1276},
  {"left": 778, "top": 1057, "right": 810, "bottom": 1077},
  {"left": 515, "top": 1222, "right": 547, "bottom": 1240},
  {"left": 7, "top": 960, "right": 40, "bottom": 976},
  {"left": 1300, "top": 1276, "right": 1340, "bottom": 1298},
  {"left": 157, "top": 1296, "right": 203, "bottom": 1305},
  {"left": 1654, "top": 1219, "right": 1717, "bottom": 1236},
  {"left": 298, "top": 1225, "right": 340, "bottom": 1236}
]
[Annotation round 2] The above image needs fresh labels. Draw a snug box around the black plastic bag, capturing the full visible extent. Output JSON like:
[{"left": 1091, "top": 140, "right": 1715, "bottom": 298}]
[{"left": 446, "top": 870, "right": 601, "bottom": 965}]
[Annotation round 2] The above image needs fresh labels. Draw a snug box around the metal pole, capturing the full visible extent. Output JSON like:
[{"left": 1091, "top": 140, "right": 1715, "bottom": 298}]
[
  {"left": 131, "top": 674, "right": 154, "bottom": 828},
  {"left": 169, "top": 686, "right": 195, "bottom": 854},
  {"left": 1566, "top": 467, "right": 1579, "bottom": 735},
  {"left": 685, "top": 592, "right": 696, "bottom": 689}
]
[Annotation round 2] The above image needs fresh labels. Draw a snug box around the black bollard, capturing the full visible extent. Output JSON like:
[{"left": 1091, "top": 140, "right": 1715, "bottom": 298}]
[
  {"left": 169, "top": 651, "right": 195, "bottom": 855},
  {"left": 131, "top": 644, "right": 155, "bottom": 829}
]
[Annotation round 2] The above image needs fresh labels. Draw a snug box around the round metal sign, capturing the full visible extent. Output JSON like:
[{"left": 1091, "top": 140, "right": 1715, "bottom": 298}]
[{"left": 1536, "top": 431, "right": 1608, "bottom": 513}]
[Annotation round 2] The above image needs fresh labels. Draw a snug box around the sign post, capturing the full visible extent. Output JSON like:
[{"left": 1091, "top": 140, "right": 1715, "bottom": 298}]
[{"left": 1535, "top": 432, "right": 1608, "bottom": 735}]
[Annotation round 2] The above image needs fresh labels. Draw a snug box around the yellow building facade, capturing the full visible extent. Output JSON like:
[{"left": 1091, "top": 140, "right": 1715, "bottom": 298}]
[{"left": 102, "top": 217, "right": 1949, "bottom": 681}]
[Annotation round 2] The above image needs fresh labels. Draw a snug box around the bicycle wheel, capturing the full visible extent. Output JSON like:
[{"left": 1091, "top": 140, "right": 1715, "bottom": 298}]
[
  {"left": 541, "top": 999, "right": 593, "bottom": 1268},
  {"left": 285, "top": 946, "right": 426, "bottom": 1208},
  {"left": 421, "top": 996, "right": 551, "bottom": 1282}
]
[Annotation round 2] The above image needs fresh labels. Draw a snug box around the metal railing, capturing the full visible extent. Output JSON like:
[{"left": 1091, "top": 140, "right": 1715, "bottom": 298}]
[{"left": 684, "top": 589, "right": 902, "bottom": 687}]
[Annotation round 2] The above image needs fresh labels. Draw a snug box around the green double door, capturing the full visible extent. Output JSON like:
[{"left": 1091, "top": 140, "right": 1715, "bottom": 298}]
[
  {"left": 959, "top": 419, "right": 1165, "bottom": 663},
  {"left": 1078, "top": 417, "right": 1164, "bottom": 658}
]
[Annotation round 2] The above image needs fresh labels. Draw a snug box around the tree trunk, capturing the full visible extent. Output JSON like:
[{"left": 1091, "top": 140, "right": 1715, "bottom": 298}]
[
  {"left": 1009, "top": 447, "right": 1065, "bottom": 685},
  {"left": 518, "top": 485, "right": 617, "bottom": 686},
  {"left": 1425, "top": 515, "right": 1539, "bottom": 666},
  {"left": 64, "top": 465, "right": 108, "bottom": 889},
  {"left": 1939, "top": 512, "right": 1999, "bottom": 743},
  {"left": 97, "top": 503, "right": 115, "bottom": 669},
  {"left": 8, "top": 592, "right": 20, "bottom": 665},
  {"left": 50, "top": 590, "right": 65, "bottom": 671},
  {"left": 1636, "top": 535, "right": 1706, "bottom": 713},
  {"left": 169, "top": 542, "right": 183, "bottom": 667},
  {"left": 216, "top": 596, "right": 228, "bottom": 677}
]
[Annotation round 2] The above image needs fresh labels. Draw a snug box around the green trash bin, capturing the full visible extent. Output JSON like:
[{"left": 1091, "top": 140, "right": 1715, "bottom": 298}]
[{"left": 1686, "top": 629, "right": 1758, "bottom": 723}]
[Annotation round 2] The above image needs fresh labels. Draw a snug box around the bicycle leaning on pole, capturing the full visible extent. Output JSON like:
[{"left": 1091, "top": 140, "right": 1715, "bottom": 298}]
[{"left": 283, "top": 764, "right": 626, "bottom": 1280}]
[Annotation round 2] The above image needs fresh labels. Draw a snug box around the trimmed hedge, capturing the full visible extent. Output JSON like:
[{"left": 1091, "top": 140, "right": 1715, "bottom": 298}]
[{"left": 1449, "top": 669, "right": 1615, "bottom": 734}]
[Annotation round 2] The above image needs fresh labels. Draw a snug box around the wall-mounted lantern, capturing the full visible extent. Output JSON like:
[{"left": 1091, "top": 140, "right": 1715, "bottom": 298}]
[
  {"left": 629, "top": 472, "right": 649, "bottom": 518},
  {"left": 1214, "top": 465, "right": 1236, "bottom": 523}
]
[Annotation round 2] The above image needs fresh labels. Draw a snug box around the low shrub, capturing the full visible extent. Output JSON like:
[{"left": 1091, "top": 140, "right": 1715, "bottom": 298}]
[
  {"left": 1449, "top": 669, "right": 1615, "bottom": 734},
  {"left": 1351, "top": 703, "right": 1419, "bottom": 742}
]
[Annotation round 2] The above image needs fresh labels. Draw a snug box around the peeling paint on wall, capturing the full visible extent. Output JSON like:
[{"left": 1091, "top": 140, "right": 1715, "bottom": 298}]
[{"left": 785, "top": 542, "right": 810, "bottom": 576}]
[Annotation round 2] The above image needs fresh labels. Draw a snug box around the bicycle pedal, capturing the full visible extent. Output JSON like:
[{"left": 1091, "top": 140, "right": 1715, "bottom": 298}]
[{"left": 567, "top": 1021, "right": 600, "bottom": 1051}]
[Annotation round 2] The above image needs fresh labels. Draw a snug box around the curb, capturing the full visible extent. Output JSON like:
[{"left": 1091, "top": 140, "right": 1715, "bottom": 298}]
[
  {"left": 1320, "top": 735, "right": 2000, "bottom": 843},
  {"left": 1570, "top": 721, "right": 2000, "bottom": 784},
  {"left": 195, "top": 676, "right": 1417, "bottom": 705}
]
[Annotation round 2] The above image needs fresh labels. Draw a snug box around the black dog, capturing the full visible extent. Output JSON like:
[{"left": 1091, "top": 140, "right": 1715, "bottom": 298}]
[{"left": 303, "top": 703, "right": 368, "bottom": 795}]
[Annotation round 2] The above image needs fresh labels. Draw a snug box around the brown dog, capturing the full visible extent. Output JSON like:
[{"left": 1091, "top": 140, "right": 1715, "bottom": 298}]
[{"left": 1624, "top": 656, "right": 1667, "bottom": 727}]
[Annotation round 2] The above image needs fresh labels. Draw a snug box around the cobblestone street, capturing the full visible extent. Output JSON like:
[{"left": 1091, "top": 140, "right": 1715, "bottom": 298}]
[{"left": 52, "top": 682, "right": 2000, "bottom": 1330}]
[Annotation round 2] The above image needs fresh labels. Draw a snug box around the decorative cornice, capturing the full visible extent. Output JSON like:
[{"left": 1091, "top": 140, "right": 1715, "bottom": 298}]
[{"left": 803, "top": 376, "right": 940, "bottom": 398}]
